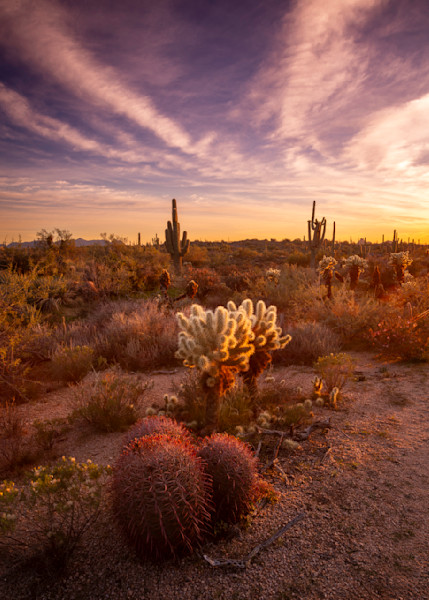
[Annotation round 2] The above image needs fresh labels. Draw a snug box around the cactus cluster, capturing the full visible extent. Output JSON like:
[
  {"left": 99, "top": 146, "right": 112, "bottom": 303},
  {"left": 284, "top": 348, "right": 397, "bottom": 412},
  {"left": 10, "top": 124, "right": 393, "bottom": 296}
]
[{"left": 111, "top": 417, "right": 266, "bottom": 559}]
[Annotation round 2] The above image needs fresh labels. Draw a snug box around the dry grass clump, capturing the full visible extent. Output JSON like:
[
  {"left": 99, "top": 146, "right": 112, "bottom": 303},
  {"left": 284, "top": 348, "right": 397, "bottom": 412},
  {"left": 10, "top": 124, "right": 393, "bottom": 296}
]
[
  {"left": 273, "top": 320, "right": 342, "bottom": 366},
  {"left": 92, "top": 300, "right": 179, "bottom": 372},
  {"left": 49, "top": 344, "right": 95, "bottom": 384},
  {"left": 71, "top": 369, "right": 152, "bottom": 432},
  {"left": 0, "top": 401, "right": 35, "bottom": 476}
]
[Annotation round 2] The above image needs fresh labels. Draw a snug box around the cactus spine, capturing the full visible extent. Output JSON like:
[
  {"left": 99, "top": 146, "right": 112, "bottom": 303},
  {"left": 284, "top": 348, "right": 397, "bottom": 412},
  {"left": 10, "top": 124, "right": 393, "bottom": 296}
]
[
  {"left": 165, "top": 198, "right": 190, "bottom": 274},
  {"left": 308, "top": 201, "right": 327, "bottom": 269}
]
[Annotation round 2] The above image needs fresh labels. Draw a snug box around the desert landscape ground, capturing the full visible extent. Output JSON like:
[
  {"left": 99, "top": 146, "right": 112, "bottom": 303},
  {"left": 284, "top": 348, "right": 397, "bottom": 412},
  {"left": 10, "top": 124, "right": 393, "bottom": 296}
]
[{"left": 0, "top": 232, "right": 428, "bottom": 599}]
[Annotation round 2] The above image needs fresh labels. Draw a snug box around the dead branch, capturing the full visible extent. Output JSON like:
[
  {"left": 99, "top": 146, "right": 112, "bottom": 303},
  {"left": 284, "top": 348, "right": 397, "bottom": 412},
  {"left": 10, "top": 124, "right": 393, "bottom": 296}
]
[
  {"left": 203, "top": 512, "right": 305, "bottom": 568},
  {"left": 293, "top": 419, "right": 332, "bottom": 441}
]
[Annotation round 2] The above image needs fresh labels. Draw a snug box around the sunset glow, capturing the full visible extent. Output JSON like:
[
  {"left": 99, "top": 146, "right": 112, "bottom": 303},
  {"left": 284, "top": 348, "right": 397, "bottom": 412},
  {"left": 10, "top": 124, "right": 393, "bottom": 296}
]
[{"left": 1, "top": 0, "right": 428, "bottom": 244}]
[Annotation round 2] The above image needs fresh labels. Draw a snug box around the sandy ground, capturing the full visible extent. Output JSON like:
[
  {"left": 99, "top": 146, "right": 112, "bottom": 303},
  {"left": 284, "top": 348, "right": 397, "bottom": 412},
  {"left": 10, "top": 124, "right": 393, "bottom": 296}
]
[{"left": 1, "top": 352, "right": 428, "bottom": 600}]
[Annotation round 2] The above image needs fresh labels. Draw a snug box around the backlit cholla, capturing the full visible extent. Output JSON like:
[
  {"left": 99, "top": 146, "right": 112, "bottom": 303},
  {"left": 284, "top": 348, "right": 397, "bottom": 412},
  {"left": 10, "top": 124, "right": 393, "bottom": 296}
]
[
  {"left": 176, "top": 304, "right": 255, "bottom": 431},
  {"left": 175, "top": 304, "right": 254, "bottom": 378},
  {"left": 318, "top": 256, "right": 337, "bottom": 299},
  {"left": 227, "top": 299, "right": 291, "bottom": 400},
  {"left": 389, "top": 251, "right": 413, "bottom": 284},
  {"left": 343, "top": 255, "right": 368, "bottom": 290},
  {"left": 265, "top": 268, "right": 281, "bottom": 285}
]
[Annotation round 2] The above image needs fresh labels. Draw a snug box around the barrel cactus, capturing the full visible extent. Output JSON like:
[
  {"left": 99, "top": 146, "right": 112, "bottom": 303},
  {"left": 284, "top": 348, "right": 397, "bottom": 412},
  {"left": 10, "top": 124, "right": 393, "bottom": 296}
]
[
  {"left": 111, "top": 433, "right": 212, "bottom": 560},
  {"left": 198, "top": 433, "right": 260, "bottom": 523},
  {"left": 122, "top": 415, "right": 191, "bottom": 450}
]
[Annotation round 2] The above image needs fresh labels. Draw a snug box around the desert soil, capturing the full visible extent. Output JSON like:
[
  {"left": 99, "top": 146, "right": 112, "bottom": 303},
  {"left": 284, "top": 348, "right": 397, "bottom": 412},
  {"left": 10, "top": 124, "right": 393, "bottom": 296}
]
[{"left": 1, "top": 352, "right": 428, "bottom": 600}]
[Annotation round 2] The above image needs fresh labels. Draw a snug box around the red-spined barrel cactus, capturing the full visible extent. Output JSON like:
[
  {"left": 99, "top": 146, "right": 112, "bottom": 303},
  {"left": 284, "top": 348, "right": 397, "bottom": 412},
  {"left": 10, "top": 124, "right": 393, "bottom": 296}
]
[
  {"left": 122, "top": 415, "right": 191, "bottom": 449},
  {"left": 198, "top": 433, "right": 260, "bottom": 524},
  {"left": 111, "top": 433, "right": 212, "bottom": 560}
]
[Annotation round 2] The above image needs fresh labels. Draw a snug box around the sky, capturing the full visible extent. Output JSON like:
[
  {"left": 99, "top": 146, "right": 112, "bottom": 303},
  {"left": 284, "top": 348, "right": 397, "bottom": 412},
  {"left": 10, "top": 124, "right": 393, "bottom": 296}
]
[{"left": 0, "top": 0, "right": 429, "bottom": 244}]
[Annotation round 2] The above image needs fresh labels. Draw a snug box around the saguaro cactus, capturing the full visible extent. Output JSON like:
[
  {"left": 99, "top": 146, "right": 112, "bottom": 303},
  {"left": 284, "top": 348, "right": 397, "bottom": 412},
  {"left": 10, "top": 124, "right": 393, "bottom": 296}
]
[
  {"left": 165, "top": 198, "right": 190, "bottom": 274},
  {"left": 308, "top": 201, "right": 326, "bottom": 269}
]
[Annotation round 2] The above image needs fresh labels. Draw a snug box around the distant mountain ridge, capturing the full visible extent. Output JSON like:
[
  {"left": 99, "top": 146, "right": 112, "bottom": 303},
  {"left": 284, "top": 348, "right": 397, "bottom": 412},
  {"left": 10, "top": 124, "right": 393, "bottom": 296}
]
[{"left": 5, "top": 238, "right": 108, "bottom": 248}]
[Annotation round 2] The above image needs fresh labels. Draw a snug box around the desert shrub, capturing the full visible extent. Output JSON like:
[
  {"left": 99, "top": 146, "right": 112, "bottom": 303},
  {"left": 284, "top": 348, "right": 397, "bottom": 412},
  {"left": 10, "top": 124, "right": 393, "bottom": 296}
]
[
  {"left": 94, "top": 300, "right": 178, "bottom": 371},
  {"left": 264, "top": 265, "right": 317, "bottom": 312},
  {"left": 123, "top": 415, "right": 191, "bottom": 448},
  {"left": 182, "top": 266, "right": 222, "bottom": 300},
  {"left": 0, "top": 401, "right": 35, "bottom": 476},
  {"left": 368, "top": 313, "right": 429, "bottom": 362},
  {"left": 0, "top": 457, "right": 110, "bottom": 569},
  {"left": 173, "top": 372, "right": 253, "bottom": 433},
  {"left": 32, "top": 418, "right": 70, "bottom": 455},
  {"left": 72, "top": 370, "right": 151, "bottom": 432},
  {"left": 49, "top": 344, "right": 95, "bottom": 384},
  {"left": 305, "top": 286, "right": 389, "bottom": 348},
  {"left": 314, "top": 353, "right": 355, "bottom": 394},
  {"left": 0, "top": 340, "right": 32, "bottom": 403},
  {"left": 198, "top": 433, "right": 260, "bottom": 524},
  {"left": 273, "top": 320, "right": 342, "bottom": 366},
  {"left": 287, "top": 251, "right": 311, "bottom": 267},
  {"left": 111, "top": 434, "right": 212, "bottom": 560}
]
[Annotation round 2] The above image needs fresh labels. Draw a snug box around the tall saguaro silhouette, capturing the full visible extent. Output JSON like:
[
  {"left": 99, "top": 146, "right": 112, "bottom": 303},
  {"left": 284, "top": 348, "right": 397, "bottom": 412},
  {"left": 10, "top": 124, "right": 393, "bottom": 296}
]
[{"left": 165, "top": 198, "right": 190, "bottom": 274}]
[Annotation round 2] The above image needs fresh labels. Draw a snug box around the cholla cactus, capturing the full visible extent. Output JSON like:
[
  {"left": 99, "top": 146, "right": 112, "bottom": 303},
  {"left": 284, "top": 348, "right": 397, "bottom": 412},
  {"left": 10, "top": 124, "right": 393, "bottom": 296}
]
[
  {"left": 176, "top": 304, "right": 255, "bottom": 431},
  {"left": 227, "top": 299, "right": 291, "bottom": 402},
  {"left": 389, "top": 251, "right": 413, "bottom": 284},
  {"left": 265, "top": 268, "right": 281, "bottom": 285},
  {"left": 318, "top": 256, "right": 337, "bottom": 299},
  {"left": 344, "top": 255, "right": 368, "bottom": 290}
]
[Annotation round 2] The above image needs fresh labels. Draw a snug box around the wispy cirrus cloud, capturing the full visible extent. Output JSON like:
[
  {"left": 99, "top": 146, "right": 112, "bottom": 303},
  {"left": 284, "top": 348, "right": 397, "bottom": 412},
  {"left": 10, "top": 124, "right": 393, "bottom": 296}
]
[
  {"left": 344, "top": 93, "right": 429, "bottom": 177},
  {"left": 0, "top": 0, "right": 207, "bottom": 154}
]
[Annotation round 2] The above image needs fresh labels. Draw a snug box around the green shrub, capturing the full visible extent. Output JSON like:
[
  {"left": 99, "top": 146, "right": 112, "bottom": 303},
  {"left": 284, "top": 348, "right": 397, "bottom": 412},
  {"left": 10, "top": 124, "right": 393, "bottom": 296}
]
[
  {"left": 314, "top": 352, "right": 355, "bottom": 394},
  {"left": 0, "top": 457, "right": 110, "bottom": 568}
]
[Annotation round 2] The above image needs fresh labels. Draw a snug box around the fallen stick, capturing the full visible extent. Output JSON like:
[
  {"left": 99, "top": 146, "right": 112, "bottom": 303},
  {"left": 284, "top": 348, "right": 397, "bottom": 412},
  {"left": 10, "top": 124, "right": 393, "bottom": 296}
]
[
  {"left": 293, "top": 419, "right": 332, "bottom": 441},
  {"left": 261, "top": 434, "right": 284, "bottom": 473},
  {"left": 203, "top": 512, "right": 305, "bottom": 569}
]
